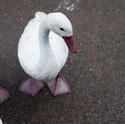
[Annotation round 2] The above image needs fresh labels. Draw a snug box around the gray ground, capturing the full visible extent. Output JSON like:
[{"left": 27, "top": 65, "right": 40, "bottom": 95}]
[{"left": 0, "top": 0, "right": 125, "bottom": 123}]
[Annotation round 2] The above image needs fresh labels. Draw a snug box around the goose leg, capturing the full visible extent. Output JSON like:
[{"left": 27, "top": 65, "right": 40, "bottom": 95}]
[
  {"left": 19, "top": 77, "right": 45, "bottom": 96},
  {"left": 0, "top": 87, "right": 10, "bottom": 104},
  {"left": 47, "top": 74, "right": 70, "bottom": 96}
]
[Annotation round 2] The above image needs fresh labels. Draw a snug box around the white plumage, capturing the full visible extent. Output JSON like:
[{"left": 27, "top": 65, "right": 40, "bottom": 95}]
[{"left": 18, "top": 12, "right": 70, "bottom": 81}]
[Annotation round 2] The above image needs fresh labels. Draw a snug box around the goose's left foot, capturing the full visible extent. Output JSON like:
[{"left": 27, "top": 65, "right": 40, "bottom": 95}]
[
  {"left": 19, "top": 77, "right": 45, "bottom": 96},
  {"left": 47, "top": 74, "right": 70, "bottom": 96}
]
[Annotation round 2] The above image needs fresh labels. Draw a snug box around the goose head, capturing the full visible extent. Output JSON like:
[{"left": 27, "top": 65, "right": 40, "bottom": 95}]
[{"left": 47, "top": 12, "right": 78, "bottom": 53}]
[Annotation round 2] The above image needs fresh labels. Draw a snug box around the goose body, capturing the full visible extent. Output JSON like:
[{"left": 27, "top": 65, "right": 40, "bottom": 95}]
[
  {"left": 18, "top": 12, "right": 78, "bottom": 96},
  {"left": 18, "top": 12, "right": 68, "bottom": 81}
]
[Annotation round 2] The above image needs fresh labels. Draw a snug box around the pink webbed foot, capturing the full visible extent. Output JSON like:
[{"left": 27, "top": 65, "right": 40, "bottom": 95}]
[
  {"left": 0, "top": 87, "right": 10, "bottom": 104},
  {"left": 47, "top": 74, "right": 70, "bottom": 96},
  {"left": 19, "top": 77, "right": 45, "bottom": 96}
]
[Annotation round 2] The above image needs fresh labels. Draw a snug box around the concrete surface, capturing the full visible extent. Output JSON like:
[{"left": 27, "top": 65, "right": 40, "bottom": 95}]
[{"left": 0, "top": 0, "right": 125, "bottom": 123}]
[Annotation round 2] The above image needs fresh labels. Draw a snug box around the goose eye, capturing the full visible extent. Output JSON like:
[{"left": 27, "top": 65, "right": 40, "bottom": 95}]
[{"left": 60, "top": 28, "right": 64, "bottom": 31}]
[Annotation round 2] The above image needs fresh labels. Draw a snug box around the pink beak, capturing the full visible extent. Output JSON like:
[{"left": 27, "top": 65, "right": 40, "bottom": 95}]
[{"left": 63, "top": 36, "right": 78, "bottom": 53}]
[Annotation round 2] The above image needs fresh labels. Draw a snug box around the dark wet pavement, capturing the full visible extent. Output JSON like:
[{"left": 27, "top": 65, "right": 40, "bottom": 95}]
[{"left": 0, "top": 0, "right": 125, "bottom": 123}]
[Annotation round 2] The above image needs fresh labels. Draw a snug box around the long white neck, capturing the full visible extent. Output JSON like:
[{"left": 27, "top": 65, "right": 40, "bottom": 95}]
[{"left": 38, "top": 21, "right": 50, "bottom": 47}]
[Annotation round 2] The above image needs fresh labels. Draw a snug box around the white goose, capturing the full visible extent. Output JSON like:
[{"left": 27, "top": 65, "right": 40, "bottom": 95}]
[{"left": 18, "top": 12, "right": 78, "bottom": 96}]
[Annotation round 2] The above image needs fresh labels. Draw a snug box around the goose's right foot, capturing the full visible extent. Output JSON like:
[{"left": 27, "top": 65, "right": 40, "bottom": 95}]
[
  {"left": 47, "top": 74, "right": 71, "bottom": 96},
  {"left": 0, "top": 87, "right": 10, "bottom": 104},
  {"left": 19, "top": 77, "right": 45, "bottom": 96}
]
